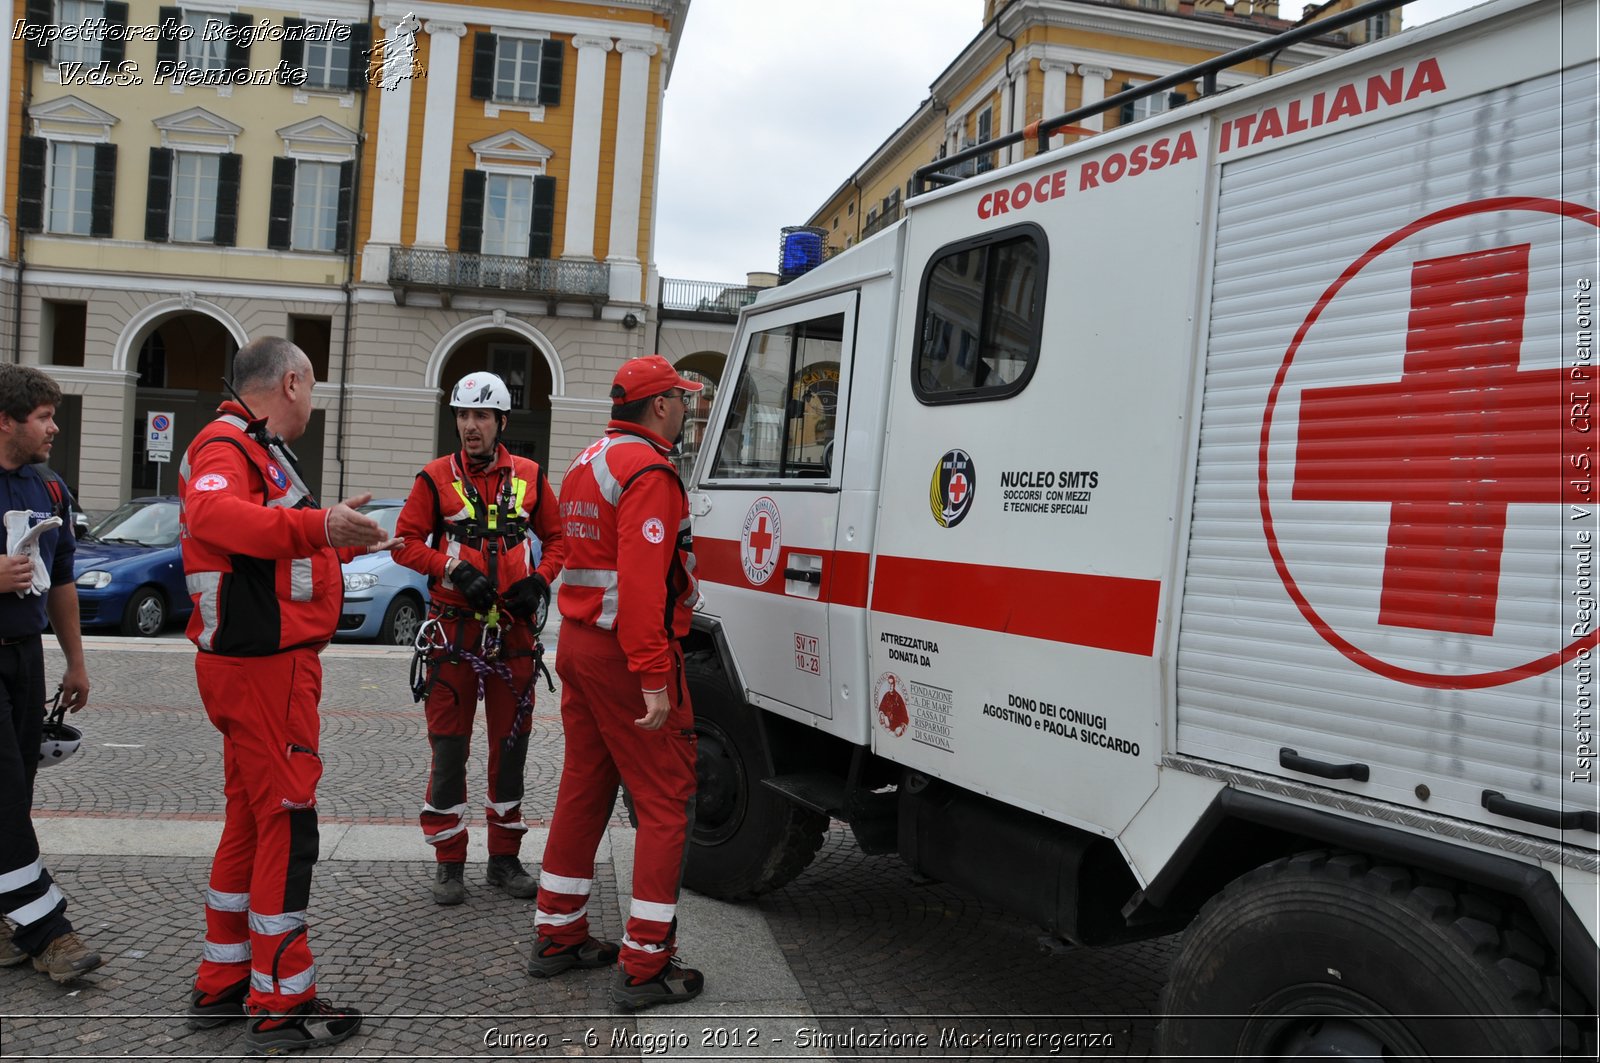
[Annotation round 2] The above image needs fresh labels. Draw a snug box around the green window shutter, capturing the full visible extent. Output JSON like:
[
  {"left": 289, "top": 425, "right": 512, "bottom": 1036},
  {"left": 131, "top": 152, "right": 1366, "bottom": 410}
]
[
  {"left": 91, "top": 143, "right": 117, "bottom": 238},
  {"left": 469, "top": 33, "right": 496, "bottom": 99},
  {"left": 145, "top": 147, "right": 173, "bottom": 242},
  {"left": 528, "top": 175, "right": 555, "bottom": 259},
  {"left": 226, "top": 13, "right": 253, "bottom": 72},
  {"left": 213, "top": 152, "right": 241, "bottom": 246},
  {"left": 345, "top": 22, "right": 372, "bottom": 90},
  {"left": 459, "top": 170, "right": 486, "bottom": 254},
  {"left": 278, "top": 17, "right": 305, "bottom": 84},
  {"left": 17, "top": 137, "right": 46, "bottom": 233},
  {"left": 335, "top": 160, "right": 354, "bottom": 253},
  {"left": 538, "top": 39, "right": 563, "bottom": 106},
  {"left": 156, "top": 7, "right": 182, "bottom": 67},
  {"left": 101, "top": 2, "right": 129, "bottom": 65},
  {"left": 24, "top": 0, "right": 52, "bottom": 63},
  {"left": 267, "top": 156, "right": 295, "bottom": 250}
]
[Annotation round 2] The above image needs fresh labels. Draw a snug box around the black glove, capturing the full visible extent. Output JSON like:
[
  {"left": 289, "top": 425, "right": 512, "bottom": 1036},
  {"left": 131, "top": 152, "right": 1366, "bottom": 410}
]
[
  {"left": 504, "top": 574, "right": 550, "bottom": 622},
  {"left": 448, "top": 560, "right": 496, "bottom": 612}
]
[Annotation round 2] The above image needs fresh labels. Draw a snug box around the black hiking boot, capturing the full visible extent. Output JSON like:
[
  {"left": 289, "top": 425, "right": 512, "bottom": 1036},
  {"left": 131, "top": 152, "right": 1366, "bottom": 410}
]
[
  {"left": 484, "top": 855, "right": 538, "bottom": 898},
  {"left": 243, "top": 997, "right": 362, "bottom": 1055},
  {"left": 611, "top": 958, "right": 704, "bottom": 1011},
  {"left": 526, "top": 935, "right": 620, "bottom": 978},
  {"left": 429, "top": 862, "right": 466, "bottom": 906}
]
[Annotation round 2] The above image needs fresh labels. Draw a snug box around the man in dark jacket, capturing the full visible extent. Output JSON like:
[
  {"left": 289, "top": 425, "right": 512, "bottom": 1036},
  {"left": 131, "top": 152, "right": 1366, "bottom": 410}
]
[{"left": 0, "top": 364, "right": 97, "bottom": 984}]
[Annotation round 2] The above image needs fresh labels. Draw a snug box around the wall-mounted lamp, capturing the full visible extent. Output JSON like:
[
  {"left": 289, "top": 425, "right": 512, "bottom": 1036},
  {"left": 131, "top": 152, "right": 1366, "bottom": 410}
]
[{"left": 622, "top": 312, "right": 640, "bottom": 330}]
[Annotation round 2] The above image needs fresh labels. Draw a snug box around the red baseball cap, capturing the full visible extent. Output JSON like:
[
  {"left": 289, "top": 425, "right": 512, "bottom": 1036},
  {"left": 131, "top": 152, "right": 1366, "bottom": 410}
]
[{"left": 610, "top": 355, "right": 704, "bottom": 404}]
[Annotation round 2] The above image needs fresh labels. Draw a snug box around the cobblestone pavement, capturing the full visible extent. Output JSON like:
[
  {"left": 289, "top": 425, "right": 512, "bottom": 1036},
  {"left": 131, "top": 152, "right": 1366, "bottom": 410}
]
[{"left": 2, "top": 637, "right": 1174, "bottom": 1060}]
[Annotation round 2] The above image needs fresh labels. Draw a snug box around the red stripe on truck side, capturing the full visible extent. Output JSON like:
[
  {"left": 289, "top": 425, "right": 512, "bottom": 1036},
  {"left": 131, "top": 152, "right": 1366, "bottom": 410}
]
[
  {"left": 695, "top": 536, "right": 1158, "bottom": 656},
  {"left": 870, "top": 556, "right": 1161, "bottom": 657},
  {"left": 693, "top": 537, "right": 871, "bottom": 606}
]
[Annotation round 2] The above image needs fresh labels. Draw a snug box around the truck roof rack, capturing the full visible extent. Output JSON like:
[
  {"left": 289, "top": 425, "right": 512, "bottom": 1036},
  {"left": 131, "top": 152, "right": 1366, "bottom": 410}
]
[{"left": 912, "top": 0, "right": 1414, "bottom": 196}]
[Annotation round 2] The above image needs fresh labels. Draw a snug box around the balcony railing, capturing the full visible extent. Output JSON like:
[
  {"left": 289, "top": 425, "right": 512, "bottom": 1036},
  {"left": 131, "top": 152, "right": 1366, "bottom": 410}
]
[
  {"left": 388, "top": 247, "right": 610, "bottom": 314},
  {"left": 861, "top": 203, "right": 902, "bottom": 240},
  {"left": 659, "top": 278, "right": 762, "bottom": 319}
]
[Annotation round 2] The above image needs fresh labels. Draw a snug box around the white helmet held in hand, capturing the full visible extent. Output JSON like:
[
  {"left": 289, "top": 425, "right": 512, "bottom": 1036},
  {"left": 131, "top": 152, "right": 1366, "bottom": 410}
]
[
  {"left": 39, "top": 689, "right": 81, "bottom": 767},
  {"left": 450, "top": 371, "right": 512, "bottom": 411}
]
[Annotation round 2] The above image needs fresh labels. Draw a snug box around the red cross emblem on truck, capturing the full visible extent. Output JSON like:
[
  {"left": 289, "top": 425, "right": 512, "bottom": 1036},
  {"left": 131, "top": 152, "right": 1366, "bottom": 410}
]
[
  {"left": 1260, "top": 198, "right": 1600, "bottom": 689},
  {"left": 1294, "top": 243, "right": 1571, "bottom": 636},
  {"left": 740, "top": 496, "right": 782, "bottom": 586},
  {"left": 748, "top": 515, "right": 773, "bottom": 566}
]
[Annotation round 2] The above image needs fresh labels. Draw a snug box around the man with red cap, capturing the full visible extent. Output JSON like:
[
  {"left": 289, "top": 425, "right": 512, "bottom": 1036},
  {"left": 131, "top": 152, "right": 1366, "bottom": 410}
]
[{"left": 530, "top": 354, "right": 705, "bottom": 1011}]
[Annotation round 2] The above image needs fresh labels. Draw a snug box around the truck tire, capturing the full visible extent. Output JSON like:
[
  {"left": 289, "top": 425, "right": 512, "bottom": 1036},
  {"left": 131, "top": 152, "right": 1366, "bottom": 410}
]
[
  {"left": 1158, "top": 849, "right": 1579, "bottom": 1059},
  {"left": 682, "top": 652, "right": 828, "bottom": 900}
]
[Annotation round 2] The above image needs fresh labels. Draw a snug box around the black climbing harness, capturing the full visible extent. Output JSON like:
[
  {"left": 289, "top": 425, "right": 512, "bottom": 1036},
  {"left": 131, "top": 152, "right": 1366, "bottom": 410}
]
[{"left": 409, "top": 605, "right": 554, "bottom": 751}]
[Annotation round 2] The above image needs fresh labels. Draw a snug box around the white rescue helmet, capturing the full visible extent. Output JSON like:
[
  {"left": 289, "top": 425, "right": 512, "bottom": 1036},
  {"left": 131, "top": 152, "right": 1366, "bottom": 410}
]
[
  {"left": 450, "top": 371, "right": 512, "bottom": 411},
  {"left": 39, "top": 688, "right": 81, "bottom": 767}
]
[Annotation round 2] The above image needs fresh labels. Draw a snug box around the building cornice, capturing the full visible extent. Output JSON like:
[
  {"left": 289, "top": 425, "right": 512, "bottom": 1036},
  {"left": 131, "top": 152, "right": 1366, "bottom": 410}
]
[
  {"left": 1014, "top": 39, "right": 1258, "bottom": 90},
  {"left": 932, "top": 0, "right": 1343, "bottom": 105},
  {"left": 21, "top": 263, "right": 350, "bottom": 303},
  {"left": 550, "top": 394, "right": 611, "bottom": 412},
  {"left": 41, "top": 366, "right": 138, "bottom": 388},
  {"left": 1001, "top": 0, "right": 1344, "bottom": 66},
  {"left": 339, "top": 382, "right": 440, "bottom": 403}
]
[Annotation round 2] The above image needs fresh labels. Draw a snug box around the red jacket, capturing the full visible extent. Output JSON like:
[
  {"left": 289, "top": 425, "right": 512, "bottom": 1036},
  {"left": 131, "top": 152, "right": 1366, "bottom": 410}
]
[
  {"left": 179, "top": 401, "right": 355, "bottom": 655},
  {"left": 558, "top": 422, "right": 698, "bottom": 692},
  {"left": 393, "top": 445, "right": 565, "bottom": 611}
]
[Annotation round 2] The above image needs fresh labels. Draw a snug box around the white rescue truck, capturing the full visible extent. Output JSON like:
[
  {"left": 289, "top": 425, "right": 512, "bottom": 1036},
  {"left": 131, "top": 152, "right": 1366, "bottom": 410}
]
[{"left": 677, "top": 0, "right": 1599, "bottom": 1054}]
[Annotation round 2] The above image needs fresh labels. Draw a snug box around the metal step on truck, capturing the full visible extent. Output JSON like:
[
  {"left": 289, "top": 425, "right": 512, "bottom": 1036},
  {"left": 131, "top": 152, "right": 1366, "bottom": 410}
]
[{"left": 675, "top": 0, "right": 1599, "bottom": 1055}]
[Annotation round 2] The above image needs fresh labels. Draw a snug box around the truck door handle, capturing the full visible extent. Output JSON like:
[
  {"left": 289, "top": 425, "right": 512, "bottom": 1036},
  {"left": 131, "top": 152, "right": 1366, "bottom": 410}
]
[
  {"left": 1482, "top": 791, "right": 1599, "bottom": 833},
  {"left": 1279, "top": 747, "right": 1369, "bottom": 782},
  {"left": 784, "top": 567, "right": 821, "bottom": 585}
]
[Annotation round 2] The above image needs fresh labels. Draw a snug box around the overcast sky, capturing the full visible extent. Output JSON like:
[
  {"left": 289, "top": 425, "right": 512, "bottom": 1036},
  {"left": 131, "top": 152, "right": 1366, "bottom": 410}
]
[{"left": 653, "top": 0, "right": 1480, "bottom": 284}]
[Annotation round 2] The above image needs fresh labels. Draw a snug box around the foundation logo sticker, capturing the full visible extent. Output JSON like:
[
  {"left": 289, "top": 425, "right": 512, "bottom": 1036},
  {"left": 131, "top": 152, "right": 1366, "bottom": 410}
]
[
  {"left": 193, "top": 473, "right": 228, "bottom": 492},
  {"left": 265, "top": 463, "right": 288, "bottom": 490},
  {"left": 930, "top": 449, "right": 976, "bottom": 528},
  {"left": 874, "top": 672, "right": 908, "bottom": 737},
  {"left": 740, "top": 496, "right": 782, "bottom": 585},
  {"left": 641, "top": 517, "right": 665, "bottom": 544}
]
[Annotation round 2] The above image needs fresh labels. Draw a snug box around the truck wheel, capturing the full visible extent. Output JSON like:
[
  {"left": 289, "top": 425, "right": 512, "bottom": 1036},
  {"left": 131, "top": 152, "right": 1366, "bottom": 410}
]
[
  {"left": 1159, "top": 849, "right": 1578, "bottom": 1059},
  {"left": 682, "top": 652, "right": 828, "bottom": 900}
]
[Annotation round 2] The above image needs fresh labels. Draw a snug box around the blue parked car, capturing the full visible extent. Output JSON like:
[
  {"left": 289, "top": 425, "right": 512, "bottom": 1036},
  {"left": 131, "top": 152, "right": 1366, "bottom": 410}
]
[
  {"left": 336, "top": 499, "right": 430, "bottom": 645},
  {"left": 74, "top": 496, "right": 190, "bottom": 637}
]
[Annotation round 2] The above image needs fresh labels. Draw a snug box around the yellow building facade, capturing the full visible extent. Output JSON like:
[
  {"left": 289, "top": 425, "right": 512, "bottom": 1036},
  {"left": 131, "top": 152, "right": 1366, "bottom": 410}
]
[
  {"left": 1, "top": 0, "right": 689, "bottom": 513},
  {"left": 812, "top": 0, "right": 1396, "bottom": 253}
]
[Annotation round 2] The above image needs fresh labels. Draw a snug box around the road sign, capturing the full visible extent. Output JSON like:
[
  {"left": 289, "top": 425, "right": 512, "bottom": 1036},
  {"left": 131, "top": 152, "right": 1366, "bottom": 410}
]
[
  {"left": 149, "top": 450, "right": 171, "bottom": 464},
  {"left": 147, "top": 412, "right": 175, "bottom": 450}
]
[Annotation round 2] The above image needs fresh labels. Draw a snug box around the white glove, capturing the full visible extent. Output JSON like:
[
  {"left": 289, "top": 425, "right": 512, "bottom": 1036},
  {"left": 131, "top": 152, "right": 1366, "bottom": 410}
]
[{"left": 5, "top": 510, "right": 61, "bottom": 597}]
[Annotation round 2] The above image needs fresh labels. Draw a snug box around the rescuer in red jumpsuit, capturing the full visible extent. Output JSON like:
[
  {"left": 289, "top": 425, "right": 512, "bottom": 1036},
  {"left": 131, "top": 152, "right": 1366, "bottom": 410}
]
[
  {"left": 393, "top": 371, "right": 565, "bottom": 905},
  {"left": 179, "top": 337, "right": 388, "bottom": 1055},
  {"left": 531, "top": 355, "right": 705, "bottom": 1011}
]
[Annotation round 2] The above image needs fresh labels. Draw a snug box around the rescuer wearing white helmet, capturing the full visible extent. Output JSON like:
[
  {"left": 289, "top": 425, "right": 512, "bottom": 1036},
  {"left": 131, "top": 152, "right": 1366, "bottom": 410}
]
[{"left": 392, "top": 370, "right": 566, "bottom": 906}]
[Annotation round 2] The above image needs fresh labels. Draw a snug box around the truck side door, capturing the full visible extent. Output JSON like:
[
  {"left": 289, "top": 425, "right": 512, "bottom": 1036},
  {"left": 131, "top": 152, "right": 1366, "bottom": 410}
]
[{"left": 690, "top": 291, "right": 858, "bottom": 725}]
